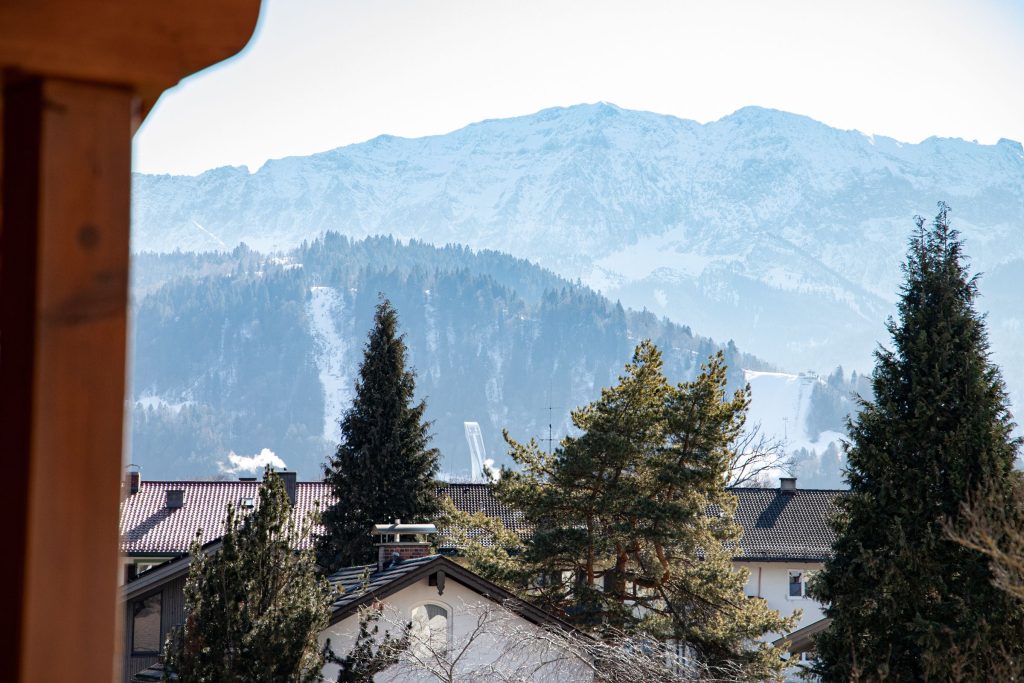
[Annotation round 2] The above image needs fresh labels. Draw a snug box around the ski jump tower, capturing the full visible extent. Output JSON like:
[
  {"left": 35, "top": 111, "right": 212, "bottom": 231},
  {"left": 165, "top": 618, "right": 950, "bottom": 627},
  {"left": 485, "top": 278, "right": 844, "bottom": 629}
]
[{"left": 463, "top": 421, "right": 487, "bottom": 482}]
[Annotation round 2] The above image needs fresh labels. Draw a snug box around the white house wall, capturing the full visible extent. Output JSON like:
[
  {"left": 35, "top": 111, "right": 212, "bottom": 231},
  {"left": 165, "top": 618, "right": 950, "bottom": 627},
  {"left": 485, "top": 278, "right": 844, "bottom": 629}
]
[
  {"left": 736, "top": 561, "right": 826, "bottom": 639},
  {"left": 319, "top": 576, "right": 595, "bottom": 682}
]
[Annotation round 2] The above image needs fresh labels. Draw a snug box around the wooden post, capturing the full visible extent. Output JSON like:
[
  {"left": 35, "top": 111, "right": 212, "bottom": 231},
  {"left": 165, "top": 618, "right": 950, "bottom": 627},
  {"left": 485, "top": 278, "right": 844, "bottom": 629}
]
[
  {"left": 0, "top": 3, "right": 261, "bottom": 679},
  {"left": 1, "top": 76, "right": 134, "bottom": 682}
]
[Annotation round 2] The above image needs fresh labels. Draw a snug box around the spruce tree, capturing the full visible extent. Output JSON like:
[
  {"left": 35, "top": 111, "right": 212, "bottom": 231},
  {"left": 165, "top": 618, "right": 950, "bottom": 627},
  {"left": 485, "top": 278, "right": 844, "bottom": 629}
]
[
  {"left": 317, "top": 298, "right": 440, "bottom": 570},
  {"left": 811, "top": 204, "right": 1024, "bottom": 680},
  {"left": 163, "top": 470, "right": 332, "bottom": 682},
  {"left": 491, "top": 341, "right": 796, "bottom": 681}
]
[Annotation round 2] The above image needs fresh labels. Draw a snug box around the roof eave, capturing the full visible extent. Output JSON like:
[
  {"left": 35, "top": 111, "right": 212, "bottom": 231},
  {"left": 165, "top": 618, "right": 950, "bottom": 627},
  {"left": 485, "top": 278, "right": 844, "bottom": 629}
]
[{"left": 328, "top": 556, "right": 582, "bottom": 636}]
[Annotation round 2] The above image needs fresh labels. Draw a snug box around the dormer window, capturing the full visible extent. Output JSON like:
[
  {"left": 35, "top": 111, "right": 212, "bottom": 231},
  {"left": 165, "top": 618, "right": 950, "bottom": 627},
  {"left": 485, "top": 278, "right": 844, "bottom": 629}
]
[{"left": 240, "top": 497, "right": 255, "bottom": 509}]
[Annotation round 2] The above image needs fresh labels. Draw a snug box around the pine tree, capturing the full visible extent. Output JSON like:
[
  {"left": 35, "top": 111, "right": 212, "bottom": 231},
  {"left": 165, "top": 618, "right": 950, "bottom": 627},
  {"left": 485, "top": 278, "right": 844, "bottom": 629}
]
[
  {"left": 811, "top": 204, "right": 1024, "bottom": 680},
  {"left": 163, "top": 470, "right": 332, "bottom": 682},
  {"left": 317, "top": 297, "right": 440, "bottom": 570},
  {"left": 489, "top": 341, "right": 796, "bottom": 681}
]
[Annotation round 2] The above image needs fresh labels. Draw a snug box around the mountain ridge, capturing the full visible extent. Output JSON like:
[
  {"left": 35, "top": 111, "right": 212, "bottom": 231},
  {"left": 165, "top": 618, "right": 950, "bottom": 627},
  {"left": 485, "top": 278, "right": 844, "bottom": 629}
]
[{"left": 132, "top": 102, "right": 1024, "bottom": 387}]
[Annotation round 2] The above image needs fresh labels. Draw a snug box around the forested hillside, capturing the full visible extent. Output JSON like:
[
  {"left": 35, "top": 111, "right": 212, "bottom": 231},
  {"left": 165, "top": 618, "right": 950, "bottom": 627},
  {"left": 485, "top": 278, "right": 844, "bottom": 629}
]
[
  {"left": 133, "top": 103, "right": 1024, "bottom": 384},
  {"left": 130, "top": 235, "right": 769, "bottom": 479}
]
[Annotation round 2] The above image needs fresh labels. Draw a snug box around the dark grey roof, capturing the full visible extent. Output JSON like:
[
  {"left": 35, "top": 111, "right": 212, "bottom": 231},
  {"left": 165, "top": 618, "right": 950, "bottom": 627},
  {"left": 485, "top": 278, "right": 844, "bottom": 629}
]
[
  {"left": 325, "top": 554, "right": 581, "bottom": 633},
  {"left": 327, "top": 554, "right": 441, "bottom": 614},
  {"left": 132, "top": 662, "right": 172, "bottom": 682},
  {"left": 436, "top": 483, "right": 530, "bottom": 548},
  {"left": 121, "top": 481, "right": 844, "bottom": 563},
  {"left": 438, "top": 484, "right": 529, "bottom": 532},
  {"left": 730, "top": 487, "right": 845, "bottom": 562},
  {"left": 438, "top": 483, "right": 845, "bottom": 562}
]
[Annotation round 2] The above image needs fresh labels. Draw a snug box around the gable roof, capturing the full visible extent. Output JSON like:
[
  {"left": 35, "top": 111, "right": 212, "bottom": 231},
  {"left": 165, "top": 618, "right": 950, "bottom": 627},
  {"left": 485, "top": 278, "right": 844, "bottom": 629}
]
[
  {"left": 119, "top": 480, "right": 331, "bottom": 555},
  {"left": 730, "top": 487, "right": 844, "bottom": 562},
  {"left": 773, "top": 616, "right": 833, "bottom": 654},
  {"left": 325, "top": 554, "right": 580, "bottom": 633},
  {"left": 437, "top": 483, "right": 846, "bottom": 562},
  {"left": 120, "top": 479, "right": 845, "bottom": 562},
  {"left": 122, "top": 538, "right": 222, "bottom": 601}
]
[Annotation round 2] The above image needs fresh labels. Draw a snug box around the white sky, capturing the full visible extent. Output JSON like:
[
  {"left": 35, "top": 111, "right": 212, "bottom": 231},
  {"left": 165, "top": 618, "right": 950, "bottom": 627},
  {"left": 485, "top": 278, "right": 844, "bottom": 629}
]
[{"left": 133, "top": 0, "right": 1024, "bottom": 176}]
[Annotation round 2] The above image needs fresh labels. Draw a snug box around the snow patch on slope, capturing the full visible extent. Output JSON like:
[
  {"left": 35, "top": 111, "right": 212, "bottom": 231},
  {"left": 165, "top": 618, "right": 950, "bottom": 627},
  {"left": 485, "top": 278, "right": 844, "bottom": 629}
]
[
  {"left": 424, "top": 289, "right": 441, "bottom": 382},
  {"left": 135, "top": 394, "right": 192, "bottom": 414},
  {"left": 744, "top": 369, "right": 844, "bottom": 456},
  {"left": 307, "top": 286, "right": 351, "bottom": 444}
]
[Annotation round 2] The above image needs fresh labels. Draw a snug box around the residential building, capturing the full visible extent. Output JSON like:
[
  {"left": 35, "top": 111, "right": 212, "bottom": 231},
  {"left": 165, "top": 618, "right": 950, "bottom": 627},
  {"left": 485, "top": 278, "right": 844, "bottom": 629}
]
[
  {"left": 125, "top": 524, "right": 593, "bottom": 682},
  {"left": 119, "top": 471, "right": 323, "bottom": 581},
  {"left": 120, "top": 470, "right": 843, "bottom": 679}
]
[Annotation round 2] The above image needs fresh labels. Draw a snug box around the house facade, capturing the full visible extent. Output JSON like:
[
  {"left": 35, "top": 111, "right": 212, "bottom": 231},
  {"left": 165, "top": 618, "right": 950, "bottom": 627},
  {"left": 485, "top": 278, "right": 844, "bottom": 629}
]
[
  {"left": 730, "top": 479, "right": 840, "bottom": 639},
  {"left": 124, "top": 533, "right": 593, "bottom": 682},
  {"left": 119, "top": 472, "right": 843, "bottom": 679},
  {"left": 322, "top": 547, "right": 595, "bottom": 682}
]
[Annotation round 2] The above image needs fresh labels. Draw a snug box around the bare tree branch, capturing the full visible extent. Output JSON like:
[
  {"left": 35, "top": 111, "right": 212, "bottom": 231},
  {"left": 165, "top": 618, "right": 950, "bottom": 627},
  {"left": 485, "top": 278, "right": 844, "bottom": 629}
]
[
  {"left": 946, "top": 478, "right": 1024, "bottom": 602},
  {"left": 728, "top": 422, "right": 793, "bottom": 488},
  {"left": 338, "top": 599, "right": 763, "bottom": 683}
]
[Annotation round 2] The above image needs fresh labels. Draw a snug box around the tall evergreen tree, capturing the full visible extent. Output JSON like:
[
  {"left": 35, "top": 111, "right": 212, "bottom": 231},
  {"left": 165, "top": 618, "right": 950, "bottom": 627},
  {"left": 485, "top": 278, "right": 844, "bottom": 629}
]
[
  {"left": 317, "top": 298, "right": 440, "bottom": 570},
  {"left": 484, "top": 341, "right": 795, "bottom": 681},
  {"left": 811, "top": 204, "right": 1024, "bottom": 680},
  {"left": 163, "top": 470, "right": 332, "bottom": 682}
]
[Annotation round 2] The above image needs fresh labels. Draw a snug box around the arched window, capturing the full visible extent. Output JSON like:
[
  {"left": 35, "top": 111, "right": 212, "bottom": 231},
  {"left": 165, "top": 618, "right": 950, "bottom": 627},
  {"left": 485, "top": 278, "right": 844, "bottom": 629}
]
[{"left": 411, "top": 603, "right": 449, "bottom": 653}]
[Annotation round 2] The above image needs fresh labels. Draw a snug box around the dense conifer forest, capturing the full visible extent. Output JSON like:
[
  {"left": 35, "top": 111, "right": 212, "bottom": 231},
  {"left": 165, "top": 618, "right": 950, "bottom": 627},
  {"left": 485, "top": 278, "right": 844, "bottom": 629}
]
[{"left": 129, "top": 235, "right": 771, "bottom": 479}]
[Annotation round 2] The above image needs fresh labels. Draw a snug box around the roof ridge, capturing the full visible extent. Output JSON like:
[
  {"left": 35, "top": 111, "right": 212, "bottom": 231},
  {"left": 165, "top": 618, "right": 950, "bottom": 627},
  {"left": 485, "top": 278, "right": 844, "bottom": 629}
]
[
  {"left": 729, "top": 487, "right": 849, "bottom": 493},
  {"left": 133, "top": 480, "right": 329, "bottom": 484}
]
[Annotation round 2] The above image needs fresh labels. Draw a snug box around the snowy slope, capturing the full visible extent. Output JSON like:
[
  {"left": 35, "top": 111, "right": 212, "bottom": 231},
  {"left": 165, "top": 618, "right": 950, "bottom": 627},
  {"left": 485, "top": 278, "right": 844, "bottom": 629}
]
[
  {"left": 132, "top": 103, "right": 1024, "bottom": 384},
  {"left": 744, "top": 370, "right": 845, "bottom": 455},
  {"left": 744, "top": 370, "right": 848, "bottom": 487},
  {"left": 306, "top": 286, "right": 351, "bottom": 444}
]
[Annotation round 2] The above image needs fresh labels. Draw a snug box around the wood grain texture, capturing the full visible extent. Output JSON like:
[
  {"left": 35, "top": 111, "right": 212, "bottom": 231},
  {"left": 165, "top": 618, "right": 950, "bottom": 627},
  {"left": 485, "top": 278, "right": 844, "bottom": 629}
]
[
  {"left": 0, "top": 0, "right": 262, "bottom": 109},
  {"left": 1, "top": 76, "right": 132, "bottom": 682},
  {"left": 0, "top": 4, "right": 262, "bottom": 679}
]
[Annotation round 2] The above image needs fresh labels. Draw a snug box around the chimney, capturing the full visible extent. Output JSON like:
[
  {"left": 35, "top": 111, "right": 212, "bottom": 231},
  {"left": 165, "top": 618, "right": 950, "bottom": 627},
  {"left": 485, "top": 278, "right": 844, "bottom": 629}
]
[
  {"left": 166, "top": 489, "right": 184, "bottom": 509},
  {"left": 125, "top": 468, "right": 141, "bottom": 496},
  {"left": 371, "top": 520, "right": 437, "bottom": 571},
  {"left": 273, "top": 470, "right": 297, "bottom": 504},
  {"left": 780, "top": 477, "right": 797, "bottom": 494}
]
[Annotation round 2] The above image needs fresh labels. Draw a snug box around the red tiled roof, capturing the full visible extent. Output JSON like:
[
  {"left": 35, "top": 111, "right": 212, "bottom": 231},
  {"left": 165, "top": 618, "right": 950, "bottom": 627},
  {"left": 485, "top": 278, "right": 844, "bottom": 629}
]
[
  {"left": 121, "top": 480, "right": 844, "bottom": 562},
  {"left": 119, "top": 481, "right": 333, "bottom": 554}
]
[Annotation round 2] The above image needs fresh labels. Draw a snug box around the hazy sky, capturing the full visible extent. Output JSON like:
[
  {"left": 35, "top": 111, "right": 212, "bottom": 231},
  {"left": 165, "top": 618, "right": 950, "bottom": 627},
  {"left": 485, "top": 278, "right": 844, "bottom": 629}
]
[{"left": 133, "top": 0, "right": 1024, "bottom": 176}]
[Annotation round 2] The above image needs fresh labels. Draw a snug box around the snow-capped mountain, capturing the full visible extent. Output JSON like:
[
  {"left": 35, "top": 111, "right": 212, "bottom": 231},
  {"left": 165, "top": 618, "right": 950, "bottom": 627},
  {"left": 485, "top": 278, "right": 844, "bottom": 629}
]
[{"left": 133, "top": 103, "right": 1024, "bottom": 386}]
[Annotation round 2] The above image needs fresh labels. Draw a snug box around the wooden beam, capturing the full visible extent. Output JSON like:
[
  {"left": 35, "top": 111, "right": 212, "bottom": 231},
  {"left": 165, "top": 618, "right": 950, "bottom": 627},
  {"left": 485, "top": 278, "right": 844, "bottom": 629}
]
[
  {"left": 0, "top": 0, "right": 262, "bottom": 110},
  {"left": 1, "top": 76, "right": 133, "bottom": 682},
  {"left": 0, "top": 3, "right": 260, "bottom": 679}
]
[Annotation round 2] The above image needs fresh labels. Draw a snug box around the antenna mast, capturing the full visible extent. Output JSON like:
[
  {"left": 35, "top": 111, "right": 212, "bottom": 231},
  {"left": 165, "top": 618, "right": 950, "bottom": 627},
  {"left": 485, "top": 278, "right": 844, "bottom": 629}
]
[{"left": 543, "top": 384, "right": 561, "bottom": 454}]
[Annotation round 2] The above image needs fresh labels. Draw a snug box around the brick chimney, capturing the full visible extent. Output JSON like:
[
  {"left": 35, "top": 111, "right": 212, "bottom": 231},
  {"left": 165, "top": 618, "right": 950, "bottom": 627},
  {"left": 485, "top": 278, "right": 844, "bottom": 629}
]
[
  {"left": 371, "top": 520, "right": 437, "bottom": 571},
  {"left": 780, "top": 477, "right": 797, "bottom": 494}
]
